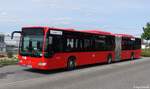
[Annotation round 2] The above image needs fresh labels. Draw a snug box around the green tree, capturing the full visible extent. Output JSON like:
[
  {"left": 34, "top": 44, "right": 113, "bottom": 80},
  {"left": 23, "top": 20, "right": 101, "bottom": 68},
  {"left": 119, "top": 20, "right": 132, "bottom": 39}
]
[{"left": 141, "top": 22, "right": 150, "bottom": 48}]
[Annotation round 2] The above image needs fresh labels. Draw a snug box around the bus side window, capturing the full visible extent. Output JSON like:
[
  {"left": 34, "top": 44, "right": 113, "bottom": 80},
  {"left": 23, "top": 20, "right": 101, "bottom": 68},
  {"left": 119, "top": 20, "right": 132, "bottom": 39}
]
[
  {"left": 53, "top": 36, "right": 62, "bottom": 52},
  {"left": 78, "top": 39, "right": 84, "bottom": 51},
  {"left": 46, "top": 36, "right": 53, "bottom": 52},
  {"left": 48, "top": 36, "right": 53, "bottom": 45},
  {"left": 106, "top": 36, "right": 115, "bottom": 51},
  {"left": 84, "top": 38, "right": 92, "bottom": 51},
  {"left": 94, "top": 36, "right": 106, "bottom": 51},
  {"left": 75, "top": 39, "right": 78, "bottom": 49}
]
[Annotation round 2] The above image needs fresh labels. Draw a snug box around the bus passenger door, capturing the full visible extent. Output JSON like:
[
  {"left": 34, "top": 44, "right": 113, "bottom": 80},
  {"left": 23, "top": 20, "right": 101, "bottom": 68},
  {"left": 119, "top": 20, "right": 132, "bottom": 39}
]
[{"left": 115, "top": 36, "right": 121, "bottom": 61}]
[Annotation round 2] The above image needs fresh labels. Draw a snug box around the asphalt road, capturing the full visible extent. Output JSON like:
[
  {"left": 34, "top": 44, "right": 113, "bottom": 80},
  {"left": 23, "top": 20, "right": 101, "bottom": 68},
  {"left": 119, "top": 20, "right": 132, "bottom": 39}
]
[{"left": 0, "top": 57, "right": 150, "bottom": 89}]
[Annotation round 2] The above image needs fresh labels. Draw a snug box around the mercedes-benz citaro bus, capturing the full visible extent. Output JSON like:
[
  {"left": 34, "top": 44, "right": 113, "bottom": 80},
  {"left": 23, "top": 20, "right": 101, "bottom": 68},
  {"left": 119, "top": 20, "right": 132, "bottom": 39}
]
[{"left": 11, "top": 26, "right": 141, "bottom": 70}]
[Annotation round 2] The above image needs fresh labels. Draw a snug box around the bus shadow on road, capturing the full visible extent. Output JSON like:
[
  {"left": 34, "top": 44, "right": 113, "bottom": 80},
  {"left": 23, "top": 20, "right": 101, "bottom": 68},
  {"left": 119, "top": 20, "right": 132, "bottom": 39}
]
[
  {"left": 23, "top": 58, "right": 140, "bottom": 75},
  {"left": 23, "top": 68, "right": 67, "bottom": 75},
  {"left": 23, "top": 62, "right": 110, "bottom": 75}
]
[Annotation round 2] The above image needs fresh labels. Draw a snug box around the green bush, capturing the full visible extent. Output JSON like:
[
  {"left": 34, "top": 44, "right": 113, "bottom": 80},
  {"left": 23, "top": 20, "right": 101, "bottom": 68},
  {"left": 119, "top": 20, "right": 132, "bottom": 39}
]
[
  {"left": 142, "top": 49, "right": 150, "bottom": 57},
  {"left": 7, "top": 52, "right": 13, "bottom": 58},
  {"left": 0, "top": 57, "right": 18, "bottom": 67}
]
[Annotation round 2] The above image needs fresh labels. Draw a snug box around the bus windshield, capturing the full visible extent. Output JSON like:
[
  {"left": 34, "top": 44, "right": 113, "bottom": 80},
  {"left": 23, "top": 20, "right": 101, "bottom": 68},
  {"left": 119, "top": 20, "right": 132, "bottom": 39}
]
[{"left": 20, "top": 28, "right": 44, "bottom": 57}]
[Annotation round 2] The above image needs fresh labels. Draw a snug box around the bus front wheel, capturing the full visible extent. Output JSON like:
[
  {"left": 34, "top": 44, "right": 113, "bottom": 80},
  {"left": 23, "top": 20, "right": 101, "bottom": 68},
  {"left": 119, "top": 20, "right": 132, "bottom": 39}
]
[{"left": 67, "top": 57, "right": 76, "bottom": 70}]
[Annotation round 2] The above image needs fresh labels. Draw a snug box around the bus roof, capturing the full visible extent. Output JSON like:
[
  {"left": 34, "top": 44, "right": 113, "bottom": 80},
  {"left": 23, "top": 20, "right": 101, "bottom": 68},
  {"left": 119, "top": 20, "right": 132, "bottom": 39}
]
[
  {"left": 22, "top": 26, "right": 75, "bottom": 31},
  {"left": 50, "top": 27, "right": 75, "bottom": 31},
  {"left": 79, "top": 30, "right": 113, "bottom": 35},
  {"left": 23, "top": 26, "right": 138, "bottom": 36},
  {"left": 115, "top": 34, "right": 134, "bottom": 38},
  {"left": 22, "top": 26, "right": 114, "bottom": 36}
]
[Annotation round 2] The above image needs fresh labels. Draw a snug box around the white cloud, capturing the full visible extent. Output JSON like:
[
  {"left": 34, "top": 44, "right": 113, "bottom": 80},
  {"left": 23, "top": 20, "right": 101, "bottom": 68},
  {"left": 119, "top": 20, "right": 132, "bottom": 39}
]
[
  {"left": 55, "top": 21, "right": 71, "bottom": 25},
  {"left": 0, "top": 11, "right": 23, "bottom": 23},
  {"left": 0, "top": 0, "right": 149, "bottom": 35},
  {"left": 0, "top": 12, "right": 7, "bottom": 16},
  {"left": 53, "top": 17, "right": 72, "bottom": 21}
]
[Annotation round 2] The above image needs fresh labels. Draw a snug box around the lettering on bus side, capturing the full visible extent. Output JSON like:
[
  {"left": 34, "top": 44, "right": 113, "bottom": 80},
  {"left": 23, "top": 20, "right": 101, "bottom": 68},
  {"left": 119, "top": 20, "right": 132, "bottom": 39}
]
[{"left": 67, "top": 38, "right": 74, "bottom": 48}]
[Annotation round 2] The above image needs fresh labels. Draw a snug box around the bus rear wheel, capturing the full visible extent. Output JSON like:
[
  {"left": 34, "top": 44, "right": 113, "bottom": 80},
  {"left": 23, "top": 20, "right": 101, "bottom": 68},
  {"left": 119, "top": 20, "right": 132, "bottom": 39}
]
[
  {"left": 131, "top": 53, "right": 134, "bottom": 60},
  {"left": 107, "top": 56, "right": 112, "bottom": 64},
  {"left": 67, "top": 57, "right": 76, "bottom": 70}
]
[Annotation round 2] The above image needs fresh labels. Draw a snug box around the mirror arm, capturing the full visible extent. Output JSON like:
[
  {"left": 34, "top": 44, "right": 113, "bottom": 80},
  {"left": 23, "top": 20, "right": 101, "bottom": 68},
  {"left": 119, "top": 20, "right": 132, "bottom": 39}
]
[{"left": 11, "top": 31, "right": 21, "bottom": 39}]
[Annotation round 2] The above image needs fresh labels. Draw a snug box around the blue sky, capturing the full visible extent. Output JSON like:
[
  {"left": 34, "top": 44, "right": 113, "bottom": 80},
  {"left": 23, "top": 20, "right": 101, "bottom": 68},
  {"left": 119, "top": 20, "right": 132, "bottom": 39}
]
[{"left": 0, "top": 0, "right": 150, "bottom": 36}]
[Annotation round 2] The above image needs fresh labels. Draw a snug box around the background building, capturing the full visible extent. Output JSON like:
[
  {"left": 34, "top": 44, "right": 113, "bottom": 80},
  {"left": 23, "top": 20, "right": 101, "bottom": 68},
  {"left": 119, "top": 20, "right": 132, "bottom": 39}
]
[
  {"left": 0, "top": 33, "right": 20, "bottom": 55},
  {"left": 4, "top": 35, "right": 20, "bottom": 54},
  {"left": 0, "top": 33, "right": 6, "bottom": 54}
]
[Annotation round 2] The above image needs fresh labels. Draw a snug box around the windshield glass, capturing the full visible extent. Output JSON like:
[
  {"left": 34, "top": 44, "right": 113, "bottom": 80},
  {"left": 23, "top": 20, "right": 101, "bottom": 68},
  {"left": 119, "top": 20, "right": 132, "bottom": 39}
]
[{"left": 20, "top": 28, "right": 44, "bottom": 57}]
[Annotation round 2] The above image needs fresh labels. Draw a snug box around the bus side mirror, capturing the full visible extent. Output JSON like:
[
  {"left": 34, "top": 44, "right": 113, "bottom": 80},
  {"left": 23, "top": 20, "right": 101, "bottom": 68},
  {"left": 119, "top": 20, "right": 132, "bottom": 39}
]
[{"left": 11, "top": 31, "right": 22, "bottom": 39}]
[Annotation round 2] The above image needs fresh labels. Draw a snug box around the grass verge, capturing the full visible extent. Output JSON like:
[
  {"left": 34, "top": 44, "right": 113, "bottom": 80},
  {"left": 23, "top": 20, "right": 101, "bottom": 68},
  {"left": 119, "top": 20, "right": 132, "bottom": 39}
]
[
  {"left": 0, "top": 57, "right": 18, "bottom": 67},
  {"left": 142, "top": 49, "right": 150, "bottom": 57}
]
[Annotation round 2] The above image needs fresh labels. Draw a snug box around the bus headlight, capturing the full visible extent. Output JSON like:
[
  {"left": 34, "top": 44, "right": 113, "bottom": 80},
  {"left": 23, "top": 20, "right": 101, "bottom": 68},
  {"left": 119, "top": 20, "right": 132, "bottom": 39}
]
[{"left": 38, "top": 62, "right": 47, "bottom": 66}]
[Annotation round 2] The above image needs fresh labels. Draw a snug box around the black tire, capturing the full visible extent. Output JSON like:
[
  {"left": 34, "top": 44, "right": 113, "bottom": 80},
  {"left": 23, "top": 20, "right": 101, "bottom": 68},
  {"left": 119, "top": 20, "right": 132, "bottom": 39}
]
[
  {"left": 131, "top": 53, "right": 134, "bottom": 60},
  {"left": 67, "top": 57, "right": 76, "bottom": 70},
  {"left": 107, "top": 55, "right": 112, "bottom": 64}
]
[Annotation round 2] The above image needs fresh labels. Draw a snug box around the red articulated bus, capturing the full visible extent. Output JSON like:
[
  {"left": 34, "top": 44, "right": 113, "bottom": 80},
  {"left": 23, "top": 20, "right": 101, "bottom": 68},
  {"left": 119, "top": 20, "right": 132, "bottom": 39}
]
[{"left": 11, "top": 26, "right": 141, "bottom": 70}]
